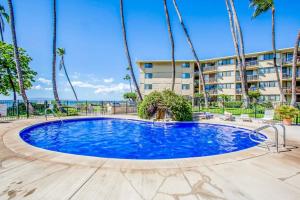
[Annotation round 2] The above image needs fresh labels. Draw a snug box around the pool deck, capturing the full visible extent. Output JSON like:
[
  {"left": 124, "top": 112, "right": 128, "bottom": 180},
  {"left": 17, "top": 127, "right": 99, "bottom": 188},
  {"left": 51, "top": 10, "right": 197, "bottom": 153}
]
[{"left": 0, "top": 115, "right": 300, "bottom": 200}]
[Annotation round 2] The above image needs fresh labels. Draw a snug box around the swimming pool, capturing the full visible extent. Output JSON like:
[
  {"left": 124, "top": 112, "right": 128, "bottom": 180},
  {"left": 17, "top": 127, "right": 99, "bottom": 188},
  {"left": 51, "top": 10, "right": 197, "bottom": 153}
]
[{"left": 20, "top": 118, "right": 265, "bottom": 160}]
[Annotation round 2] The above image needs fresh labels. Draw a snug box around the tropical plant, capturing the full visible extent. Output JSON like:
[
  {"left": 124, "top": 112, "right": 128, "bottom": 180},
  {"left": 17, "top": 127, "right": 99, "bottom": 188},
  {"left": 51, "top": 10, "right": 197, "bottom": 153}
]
[
  {"left": 291, "top": 31, "right": 300, "bottom": 107},
  {"left": 172, "top": 0, "right": 208, "bottom": 107},
  {"left": 123, "top": 74, "right": 132, "bottom": 92},
  {"left": 250, "top": 0, "right": 286, "bottom": 103},
  {"left": 138, "top": 90, "right": 192, "bottom": 121},
  {"left": 57, "top": 48, "right": 78, "bottom": 101},
  {"left": 52, "top": 0, "right": 63, "bottom": 111},
  {"left": 163, "top": 0, "right": 176, "bottom": 91},
  {"left": 123, "top": 92, "right": 137, "bottom": 102},
  {"left": 248, "top": 90, "right": 261, "bottom": 103},
  {"left": 0, "top": 42, "right": 37, "bottom": 98},
  {"left": 225, "top": 0, "right": 250, "bottom": 108},
  {"left": 7, "top": 0, "right": 33, "bottom": 111},
  {"left": 120, "top": 0, "right": 143, "bottom": 100},
  {"left": 0, "top": 4, "right": 17, "bottom": 102},
  {"left": 275, "top": 105, "right": 299, "bottom": 120}
]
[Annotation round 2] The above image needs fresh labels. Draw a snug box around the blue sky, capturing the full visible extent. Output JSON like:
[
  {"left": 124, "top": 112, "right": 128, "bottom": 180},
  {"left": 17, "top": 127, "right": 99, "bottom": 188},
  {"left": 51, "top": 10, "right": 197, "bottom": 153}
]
[{"left": 1, "top": 0, "right": 299, "bottom": 100}]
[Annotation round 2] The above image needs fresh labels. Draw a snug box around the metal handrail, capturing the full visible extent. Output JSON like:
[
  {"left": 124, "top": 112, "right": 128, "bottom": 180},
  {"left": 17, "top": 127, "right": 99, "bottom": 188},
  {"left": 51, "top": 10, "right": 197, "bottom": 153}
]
[
  {"left": 249, "top": 124, "right": 279, "bottom": 153},
  {"left": 45, "top": 107, "right": 63, "bottom": 124}
]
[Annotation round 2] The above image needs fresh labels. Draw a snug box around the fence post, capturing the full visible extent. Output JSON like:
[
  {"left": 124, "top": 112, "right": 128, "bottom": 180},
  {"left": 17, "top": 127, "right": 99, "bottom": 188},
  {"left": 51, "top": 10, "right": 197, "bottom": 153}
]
[
  {"left": 222, "top": 99, "right": 225, "bottom": 114},
  {"left": 85, "top": 101, "right": 88, "bottom": 116},
  {"left": 26, "top": 101, "right": 29, "bottom": 119},
  {"left": 17, "top": 100, "right": 20, "bottom": 119},
  {"left": 113, "top": 102, "right": 115, "bottom": 114},
  {"left": 254, "top": 103, "right": 257, "bottom": 119},
  {"left": 125, "top": 101, "right": 128, "bottom": 114}
]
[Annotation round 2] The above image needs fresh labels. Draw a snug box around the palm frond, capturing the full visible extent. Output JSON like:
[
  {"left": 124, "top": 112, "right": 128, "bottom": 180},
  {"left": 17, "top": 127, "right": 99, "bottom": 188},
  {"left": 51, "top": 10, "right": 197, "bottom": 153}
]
[{"left": 249, "top": 0, "right": 274, "bottom": 18}]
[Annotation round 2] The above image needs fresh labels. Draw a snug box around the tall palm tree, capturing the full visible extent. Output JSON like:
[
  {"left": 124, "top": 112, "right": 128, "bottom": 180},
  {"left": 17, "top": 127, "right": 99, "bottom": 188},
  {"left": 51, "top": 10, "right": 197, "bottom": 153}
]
[
  {"left": 172, "top": 0, "right": 208, "bottom": 107},
  {"left": 225, "top": 0, "right": 250, "bottom": 108},
  {"left": 163, "top": 0, "right": 176, "bottom": 91},
  {"left": 57, "top": 48, "right": 78, "bottom": 101},
  {"left": 250, "top": 0, "right": 286, "bottom": 103},
  {"left": 291, "top": 31, "right": 300, "bottom": 107},
  {"left": 52, "top": 0, "right": 63, "bottom": 111},
  {"left": 7, "top": 0, "right": 32, "bottom": 111},
  {"left": 124, "top": 74, "right": 132, "bottom": 92},
  {"left": 120, "top": 0, "right": 143, "bottom": 100},
  {"left": 0, "top": 5, "right": 16, "bottom": 102}
]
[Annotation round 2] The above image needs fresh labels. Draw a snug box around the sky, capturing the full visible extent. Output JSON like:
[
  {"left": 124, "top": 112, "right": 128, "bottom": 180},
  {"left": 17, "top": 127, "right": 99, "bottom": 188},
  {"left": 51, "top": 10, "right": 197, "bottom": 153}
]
[{"left": 0, "top": 0, "right": 299, "bottom": 100}]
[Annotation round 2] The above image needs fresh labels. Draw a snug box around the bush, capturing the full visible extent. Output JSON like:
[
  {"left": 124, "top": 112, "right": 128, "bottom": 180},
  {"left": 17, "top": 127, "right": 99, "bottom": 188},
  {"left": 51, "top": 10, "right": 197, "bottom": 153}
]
[
  {"left": 275, "top": 105, "right": 299, "bottom": 120},
  {"left": 123, "top": 92, "right": 137, "bottom": 102},
  {"left": 138, "top": 90, "right": 192, "bottom": 121}
]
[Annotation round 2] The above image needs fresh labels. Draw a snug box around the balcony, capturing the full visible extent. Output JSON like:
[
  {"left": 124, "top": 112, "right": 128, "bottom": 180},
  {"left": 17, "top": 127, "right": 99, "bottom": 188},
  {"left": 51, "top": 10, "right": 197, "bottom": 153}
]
[
  {"left": 207, "top": 89, "right": 218, "bottom": 95},
  {"left": 205, "top": 78, "right": 217, "bottom": 84},
  {"left": 282, "top": 74, "right": 300, "bottom": 80},
  {"left": 203, "top": 65, "right": 217, "bottom": 72},
  {"left": 247, "top": 75, "right": 259, "bottom": 81},
  {"left": 283, "top": 87, "right": 300, "bottom": 94},
  {"left": 245, "top": 60, "right": 258, "bottom": 68}
]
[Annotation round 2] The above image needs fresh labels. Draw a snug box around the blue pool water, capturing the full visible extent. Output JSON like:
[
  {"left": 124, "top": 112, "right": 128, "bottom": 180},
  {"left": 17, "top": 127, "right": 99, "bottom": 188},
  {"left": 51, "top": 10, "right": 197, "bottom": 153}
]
[{"left": 20, "top": 118, "right": 265, "bottom": 160}]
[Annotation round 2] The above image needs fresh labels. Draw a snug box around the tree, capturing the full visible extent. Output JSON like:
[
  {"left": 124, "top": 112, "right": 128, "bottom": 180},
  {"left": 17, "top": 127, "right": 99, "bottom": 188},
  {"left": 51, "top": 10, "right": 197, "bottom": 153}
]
[
  {"left": 163, "top": 0, "right": 176, "bottom": 91},
  {"left": 0, "top": 42, "right": 37, "bottom": 97},
  {"left": 57, "top": 48, "right": 78, "bottom": 101},
  {"left": 291, "top": 31, "right": 300, "bottom": 107},
  {"left": 0, "top": 4, "right": 17, "bottom": 102},
  {"left": 248, "top": 90, "right": 261, "bottom": 103},
  {"left": 250, "top": 0, "right": 286, "bottom": 103},
  {"left": 225, "top": 0, "right": 250, "bottom": 108},
  {"left": 172, "top": 0, "right": 208, "bottom": 108},
  {"left": 7, "top": 0, "right": 33, "bottom": 111},
  {"left": 123, "top": 92, "right": 137, "bottom": 102},
  {"left": 123, "top": 74, "right": 132, "bottom": 92},
  {"left": 52, "top": 0, "right": 63, "bottom": 111},
  {"left": 120, "top": 0, "right": 143, "bottom": 101}
]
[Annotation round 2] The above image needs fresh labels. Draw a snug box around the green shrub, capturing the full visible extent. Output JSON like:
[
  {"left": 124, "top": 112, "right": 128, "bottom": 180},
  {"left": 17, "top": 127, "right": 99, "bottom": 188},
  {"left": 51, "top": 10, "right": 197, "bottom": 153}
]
[
  {"left": 138, "top": 90, "right": 192, "bottom": 121},
  {"left": 275, "top": 105, "right": 299, "bottom": 120}
]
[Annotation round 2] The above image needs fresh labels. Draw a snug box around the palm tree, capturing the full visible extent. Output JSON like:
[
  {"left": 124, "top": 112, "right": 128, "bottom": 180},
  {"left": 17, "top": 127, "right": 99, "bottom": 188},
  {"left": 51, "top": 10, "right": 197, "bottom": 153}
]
[
  {"left": 124, "top": 74, "right": 132, "bottom": 92},
  {"left": 291, "top": 31, "right": 300, "bottom": 107},
  {"left": 163, "top": 0, "right": 176, "bottom": 91},
  {"left": 250, "top": 0, "right": 286, "bottom": 103},
  {"left": 0, "top": 5, "right": 16, "bottom": 102},
  {"left": 52, "top": 0, "right": 63, "bottom": 111},
  {"left": 225, "top": 0, "right": 250, "bottom": 108},
  {"left": 172, "top": 0, "right": 208, "bottom": 108},
  {"left": 57, "top": 48, "right": 78, "bottom": 101},
  {"left": 120, "top": 0, "right": 143, "bottom": 100},
  {"left": 7, "top": 0, "right": 32, "bottom": 111}
]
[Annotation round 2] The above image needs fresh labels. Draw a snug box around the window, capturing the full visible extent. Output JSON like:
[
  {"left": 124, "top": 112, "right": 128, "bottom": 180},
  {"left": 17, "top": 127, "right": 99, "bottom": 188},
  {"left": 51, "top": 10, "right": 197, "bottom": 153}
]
[
  {"left": 259, "top": 81, "right": 278, "bottom": 88},
  {"left": 218, "top": 71, "right": 233, "bottom": 77},
  {"left": 182, "top": 73, "right": 191, "bottom": 79},
  {"left": 263, "top": 53, "right": 275, "bottom": 60},
  {"left": 218, "top": 83, "right": 233, "bottom": 89},
  {"left": 182, "top": 84, "right": 190, "bottom": 90},
  {"left": 144, "top": 63, "right": 153, "bottom": 68},
  {"left": 182, "top": 63, "right": 190, "bottom": 68},
  {"left": 286, "top": 53, "right": 293, "bottom": 62},
  {"left": 144, "top": 73, "right": 153, "bottom": 79},
  {"left": 218, "top": 59, "right": 234, "bottom": 66},
  {"left": 144, "top": 84, "right": 152, "bottom": 90},
  {"left": 259, "top": 67, "right": 275, "bottom": 75},
  {"left": 260, "top": 95, "right": 280, "bottom": 102}
]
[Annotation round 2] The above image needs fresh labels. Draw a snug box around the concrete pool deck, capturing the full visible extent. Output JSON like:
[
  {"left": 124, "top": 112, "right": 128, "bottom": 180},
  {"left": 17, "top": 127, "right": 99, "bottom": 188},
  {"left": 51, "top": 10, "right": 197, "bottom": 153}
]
[{"left": 0, "top": 116, "right": 300, "bottom": 200}]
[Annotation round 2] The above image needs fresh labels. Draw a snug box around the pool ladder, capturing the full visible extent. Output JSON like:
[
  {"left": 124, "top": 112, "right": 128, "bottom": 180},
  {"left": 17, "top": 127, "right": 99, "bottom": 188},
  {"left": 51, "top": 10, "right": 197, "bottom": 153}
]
[
  {"left": 249, "top": 124, "right": 286, "bottom": 153},
  {"left": 45, "top": 108, "right": 63, "bottom": 124}
]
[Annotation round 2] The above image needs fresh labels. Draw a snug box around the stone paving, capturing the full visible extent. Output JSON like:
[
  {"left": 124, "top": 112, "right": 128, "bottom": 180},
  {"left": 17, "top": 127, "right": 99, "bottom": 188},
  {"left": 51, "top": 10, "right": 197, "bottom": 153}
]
[{"left": 0, "top": 116, "right": 300, "bottom": 200}]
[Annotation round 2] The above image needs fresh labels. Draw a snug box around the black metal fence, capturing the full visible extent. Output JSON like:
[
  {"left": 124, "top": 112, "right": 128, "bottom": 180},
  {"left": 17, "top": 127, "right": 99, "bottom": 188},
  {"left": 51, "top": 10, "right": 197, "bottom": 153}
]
[{"left": 0, "top": 100, "right": 137, "bottom": 121}]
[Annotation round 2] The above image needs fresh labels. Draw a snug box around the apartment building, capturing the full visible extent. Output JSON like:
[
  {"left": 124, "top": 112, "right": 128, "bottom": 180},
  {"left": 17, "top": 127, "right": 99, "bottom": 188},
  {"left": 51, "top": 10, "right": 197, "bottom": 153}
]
[{"left": 137, "top": 48, "right": 300, "bottom": 102}]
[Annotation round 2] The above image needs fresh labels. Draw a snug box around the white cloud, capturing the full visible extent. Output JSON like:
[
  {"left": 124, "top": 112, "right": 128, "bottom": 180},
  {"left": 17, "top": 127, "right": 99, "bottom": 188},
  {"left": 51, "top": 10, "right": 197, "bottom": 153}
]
[
  {"left": 38, "top": 77, "right": 51, "bottom": 85},
  {"left": 103, "top": 78, "right": 114, "bottom": 83},
  {"left": 32, "top": 85, "right": 42, "bottom": 90},
  {"left": 71, "top": 81, "right": 130, "bottom": 94},
  {"left": 45, "top": 88, "right": 53, "bottom": 91}
]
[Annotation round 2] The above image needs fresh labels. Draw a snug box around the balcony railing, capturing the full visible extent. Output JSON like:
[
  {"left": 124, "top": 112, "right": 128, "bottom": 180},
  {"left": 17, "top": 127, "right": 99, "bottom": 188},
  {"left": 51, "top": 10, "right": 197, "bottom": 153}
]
[
  {"left": 205, "top": 78, "right": 217, "bottom": 83},
  {"left": 247, "top": 75, "right": 259, "bottom": 81},
  {"left": 283, "top": 87, "right": 300, "bottom": 94},
  {"left": 207, "top": 89, "right": 218, "bottom": 95},
  {"left": 245, "top": 60, "right": 258, "bottom": 67},
  {"left": 282, "top": 74, "right": 300, "bottom": 80},
  {"left": 203, "top": 66, "right": 217, "bottom": 72}
]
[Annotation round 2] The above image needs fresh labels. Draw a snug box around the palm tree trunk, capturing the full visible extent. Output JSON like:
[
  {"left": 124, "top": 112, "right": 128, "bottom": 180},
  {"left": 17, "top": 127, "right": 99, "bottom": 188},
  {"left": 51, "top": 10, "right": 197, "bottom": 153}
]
[
  {"left": 52, "top": 0, "right": 63, "bottom": 111},
  {"left": 163, "top": 0, "right": 176, "bottom": 91},
  {"left": 129, "top": 79, "right": 132, "bottom": 93},
  {"left": 172, "top": 0, "right": 208, "bottom": 107},
  {"left": 0, "top": 22, "right": 4, "bottom": 42},
  {"left": 272, "top": 8, "right": 286, "bottom": 104},
  {"left": 7, "top": 0, "right": 33, "bottom": 112},
  {"left": 120, "top": 0, "right": 143, "bottom": 101},
  {"left": 227, "top": 0, "right": 250, "bottom": 108},
  {"left": 61, "top": 57, "right": 78, "bottom": 101},
  {"left": 291, "top": 31, "right": 300, "bottom": 107}
]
